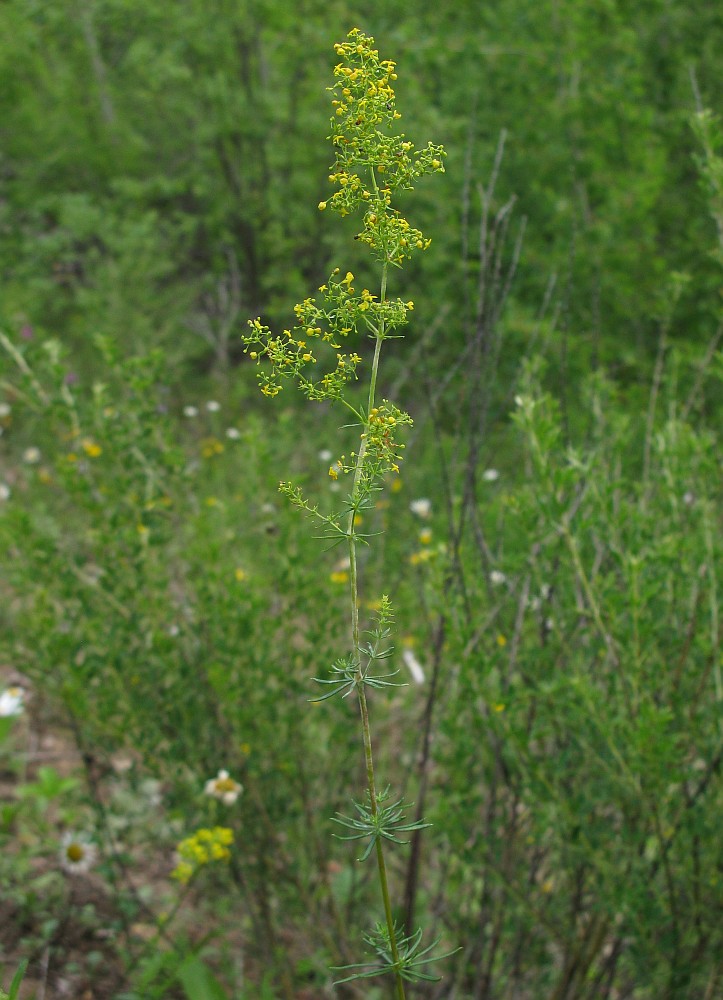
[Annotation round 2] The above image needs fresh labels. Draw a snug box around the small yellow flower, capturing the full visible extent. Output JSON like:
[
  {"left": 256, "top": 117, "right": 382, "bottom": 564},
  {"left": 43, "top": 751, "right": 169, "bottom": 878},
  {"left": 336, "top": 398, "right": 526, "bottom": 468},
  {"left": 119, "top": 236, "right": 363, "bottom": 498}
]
[
  {"left": 172, "top": 861, "right": 194, "bottom": 885},
  {"left": 493, "top": 703, "right": 506, "bottom": 713},
  {"left": 496, "top": 634, "right": 507, "bottom": 647},
  {"left": 201, "top": 437, "right": 224, "bottom": 458},
  {"left": 82, "top": 438, "right": 102, "bottom": 458},
  {"left": 419, "top": 528, "right": 432, "bottom": 545},
  {"left": 318, "top": 201, "right": 327, "bottom": 210},
  {"left": 391, "top": 478, "right": 403, "bottom": 493},
  {"left": 235, "top": 568, "right": 248, "bottom": 582},
  {"left": 330, "top": 570, "right": 349, "bottom": 584}
]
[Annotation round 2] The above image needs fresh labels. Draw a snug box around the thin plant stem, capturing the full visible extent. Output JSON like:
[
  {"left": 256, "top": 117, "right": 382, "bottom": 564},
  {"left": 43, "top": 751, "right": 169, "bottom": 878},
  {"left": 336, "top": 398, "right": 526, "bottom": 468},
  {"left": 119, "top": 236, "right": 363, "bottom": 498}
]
[{"left": 346, "top": 257, "right": 406, "bottom": 1000}]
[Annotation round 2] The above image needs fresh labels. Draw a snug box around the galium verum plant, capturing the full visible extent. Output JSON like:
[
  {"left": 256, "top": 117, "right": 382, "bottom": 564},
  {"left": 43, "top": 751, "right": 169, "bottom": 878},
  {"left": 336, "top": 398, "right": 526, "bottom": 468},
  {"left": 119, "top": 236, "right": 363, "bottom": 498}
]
[{"left": 243, "top": 28, "right": 451, "bottom": 994}]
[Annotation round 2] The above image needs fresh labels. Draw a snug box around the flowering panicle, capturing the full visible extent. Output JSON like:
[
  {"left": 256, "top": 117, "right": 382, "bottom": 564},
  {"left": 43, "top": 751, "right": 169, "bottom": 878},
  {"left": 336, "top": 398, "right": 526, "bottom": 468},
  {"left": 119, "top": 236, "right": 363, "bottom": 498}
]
[
  {"left": 244, "top": 269, "right": 414, "bottom": 402},
  {"left": 325, "top": 29, "right": 445, "bottom": 266}
]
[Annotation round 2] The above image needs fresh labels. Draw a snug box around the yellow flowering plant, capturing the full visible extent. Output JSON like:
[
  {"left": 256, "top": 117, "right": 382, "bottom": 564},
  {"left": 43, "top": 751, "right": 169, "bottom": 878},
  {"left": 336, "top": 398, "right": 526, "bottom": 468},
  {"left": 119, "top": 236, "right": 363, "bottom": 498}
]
[
  {"left": 172, "top": 826, "right": 234, "bottom": 885},
  {"left": 243, "top": 28, "right": 453, "bottom": 996}
]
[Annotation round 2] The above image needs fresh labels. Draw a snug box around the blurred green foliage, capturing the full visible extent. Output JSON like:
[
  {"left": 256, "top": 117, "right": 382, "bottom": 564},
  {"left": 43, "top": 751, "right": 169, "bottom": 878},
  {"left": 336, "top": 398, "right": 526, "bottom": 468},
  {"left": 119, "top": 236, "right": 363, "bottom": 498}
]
[
  {"left": 1, "top": 0, "right": 722, "bottom": 384},
  {"left": 0, "top": 3, "right": 722, "bottom": 998}
]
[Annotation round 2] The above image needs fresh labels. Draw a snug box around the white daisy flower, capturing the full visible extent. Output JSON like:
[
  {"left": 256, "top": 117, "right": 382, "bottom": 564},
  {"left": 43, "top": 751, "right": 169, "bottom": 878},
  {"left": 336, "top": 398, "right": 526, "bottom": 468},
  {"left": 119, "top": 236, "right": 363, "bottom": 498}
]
[
  {"left": 0, "top": 686, "right": 24, "bottom": 717},
  {"left": 409, "top": 498, "right": 432, "bottom": 519},
  {"left": 60, "top": 833, "right": 97, "bottom": 875},
  {"left": 225, "top": 427, "right": 241, "bottom": 440},
  {"left": 183, "top": 405, "right": 199, "bottom": 418},
  {"left": 0, "top": 483, "right": 10, "bottom": 502},
  {"left": 23, "top": 447, "right": 41, "bottom": 464},
  {"left": 206, "top": 400, "right": 221, "bottom": 412},
  {"left": 489, "top": 570, "right": 507, "bottom": 586},
  {"left": 482, "top": 468, "right": 500, "bottom": 482},
  {"left": 204, "top": 769, "right": 242, "bottom": 805},
  {"left": 318, "top": 449, "right": 333, "bottom": 462}
]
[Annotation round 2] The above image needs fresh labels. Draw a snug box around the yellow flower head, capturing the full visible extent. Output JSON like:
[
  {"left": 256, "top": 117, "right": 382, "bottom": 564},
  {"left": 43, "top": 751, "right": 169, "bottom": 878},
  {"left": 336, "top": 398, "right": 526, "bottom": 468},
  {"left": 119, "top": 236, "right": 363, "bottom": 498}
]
[
  {"left": 82, "top": 438, "right": 102, "bottom": 458},
  {"left": 172, "top": 826, "right": 234, "bottom": 884}
]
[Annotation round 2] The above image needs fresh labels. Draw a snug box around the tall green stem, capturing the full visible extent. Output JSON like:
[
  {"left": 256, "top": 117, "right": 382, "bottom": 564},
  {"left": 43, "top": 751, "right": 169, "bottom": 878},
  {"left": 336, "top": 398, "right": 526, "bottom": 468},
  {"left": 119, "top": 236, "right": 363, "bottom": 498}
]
[{"left": 346, "top": 259, "right": 405, "bottom": 999}]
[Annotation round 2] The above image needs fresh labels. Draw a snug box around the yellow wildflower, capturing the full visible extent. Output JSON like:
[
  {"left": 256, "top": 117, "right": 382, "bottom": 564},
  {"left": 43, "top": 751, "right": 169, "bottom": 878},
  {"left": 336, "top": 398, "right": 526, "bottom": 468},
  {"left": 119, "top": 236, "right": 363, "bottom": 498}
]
[{"left": 82, "top": 438, "right": 102, "bottom": 458}]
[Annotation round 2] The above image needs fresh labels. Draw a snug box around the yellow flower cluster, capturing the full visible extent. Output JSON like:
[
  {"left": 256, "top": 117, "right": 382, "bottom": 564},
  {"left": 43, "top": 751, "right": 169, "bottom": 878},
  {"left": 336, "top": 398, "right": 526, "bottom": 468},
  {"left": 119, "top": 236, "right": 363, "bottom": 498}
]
[
  {"left": 201, "top": 437, "right": 224, "bottom": 458},
  {"left": 245, "top": 267, "right": 411, "bottom": 402},
  {"left": 81, "top": 438, "right": 102, "bottom": 458},
  {"left": 324, "top": 28, "right": 446, "bottom": 263},
  {"left": 361, "top": 400, "right": 413, "bottom": 482},
  {"left": 172, "top": 826, "right": 234, "bottom": 885}
]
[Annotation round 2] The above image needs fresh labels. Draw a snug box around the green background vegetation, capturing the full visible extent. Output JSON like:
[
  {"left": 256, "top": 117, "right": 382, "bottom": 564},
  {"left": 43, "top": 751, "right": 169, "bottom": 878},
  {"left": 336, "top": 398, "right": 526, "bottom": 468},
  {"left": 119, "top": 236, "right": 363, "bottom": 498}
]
[{"left": 0, "top": 2, "right": 721, "bottom": 998}]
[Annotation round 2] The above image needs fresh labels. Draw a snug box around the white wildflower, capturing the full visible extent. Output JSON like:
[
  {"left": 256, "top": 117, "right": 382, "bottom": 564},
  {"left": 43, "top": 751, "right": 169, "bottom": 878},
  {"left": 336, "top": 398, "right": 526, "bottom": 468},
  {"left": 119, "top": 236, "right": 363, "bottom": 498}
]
[
  {"left": 482, "top": 468, "right": 500, "bottom": 482},
  {"left": 23, "top": 447, "right": 41, "bottom": 464},
  {"left": 0, "top": 483, "right": 10, "bottom": 502},
  {"left": 204, "top": 769, "right": 242, "bottom": 805},
  {"left": 0, "top": 686, "right": 24, "bottom": 717},
  {"left": 0, "top": 402, "right": 10, "bottom": 418},
  {"left": 206, "top": 400, "right": 221, "bottom": 412},
  {"left": 489, "top": 570, "right": 507, "bottom": 586},
  {"left": 225, "top": 427, "right": 241, "bottom": 440},
  {"left": 318, "top": 449, "right": 333, "bottom": 462},
  {"left": 183, "top": 405, "right": 199, "bottom": 418},
  {"left": 402, "top": 649, "right": 425, "bottom": 685},
  {"left": 409, "top": 498, "right": 432, "bottom": 519},
  {"left": 60, "top": 832, "right": 97, "bottom": 875}
]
